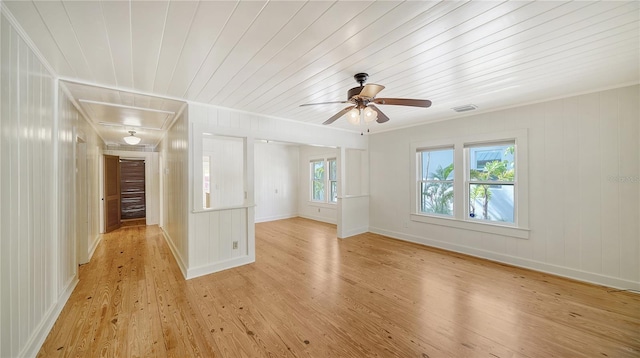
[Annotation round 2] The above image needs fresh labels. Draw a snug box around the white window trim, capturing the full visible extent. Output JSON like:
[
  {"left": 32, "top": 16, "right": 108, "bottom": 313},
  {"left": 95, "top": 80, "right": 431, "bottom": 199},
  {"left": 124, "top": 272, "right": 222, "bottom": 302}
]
[
  {"left": 309, "top": 157, "right": 337, "bottom": 205},
  {"left": 410, "top": 129, "right": 530, "bottom": 239}
]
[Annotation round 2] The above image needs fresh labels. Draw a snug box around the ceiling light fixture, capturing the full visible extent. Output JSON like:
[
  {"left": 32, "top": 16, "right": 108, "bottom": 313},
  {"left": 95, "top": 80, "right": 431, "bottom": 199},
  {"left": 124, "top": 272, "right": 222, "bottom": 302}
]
[
  {"left": 346, "top": 106, "right": 378, "bottom": 126},
  {"left": 123, "top": 130, "right": 141, "bottom": 145}
]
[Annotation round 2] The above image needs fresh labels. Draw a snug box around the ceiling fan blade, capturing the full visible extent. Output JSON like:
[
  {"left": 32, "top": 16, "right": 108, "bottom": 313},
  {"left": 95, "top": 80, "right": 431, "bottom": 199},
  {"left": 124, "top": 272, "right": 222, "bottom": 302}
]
[
  {"left": 300, "top": 100, "right": 350, "bottom": 107},
  {"left": 323, "top": 105, "right": 355, "bottom": 125},
  {"left": 373, "top": 98, "right": 432, "bottom": 108},
  {"left": 369, "top": 104, "right": 389, "bottom": 123},
  {"left": 359, "top": 84, "right": 385, "bottom": 98}
]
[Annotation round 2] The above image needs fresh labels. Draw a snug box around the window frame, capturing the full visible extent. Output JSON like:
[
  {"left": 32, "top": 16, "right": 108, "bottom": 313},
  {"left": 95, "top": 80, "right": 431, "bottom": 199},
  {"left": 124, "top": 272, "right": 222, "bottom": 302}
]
[
  {"left": 410, "top": 130, "right": 529, "bottom": 239},
  {"left": 416, "top": 146, "right": 455, "bottom": 217},
  {"left": 309, "top": 157, "right": 337, "bottom": 205}
]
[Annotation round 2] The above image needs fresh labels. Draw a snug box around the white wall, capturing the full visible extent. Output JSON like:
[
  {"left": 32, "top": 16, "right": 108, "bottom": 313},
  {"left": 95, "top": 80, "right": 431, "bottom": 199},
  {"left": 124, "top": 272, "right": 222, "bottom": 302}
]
[
  {"left": 0, "top": 12, "right": 104, "bottom": 357},
  {"left": 186, "top": 103, "right": 365, "bottom": 279},
  {"left": 254, "top": 141, "right": 298, "bottom": 223},
  {"left": 298, "top": 145, "right": 339, "bottom": 224},
  {"left": 102, "top": 150, "right": 160, "bottom": 226},
  {"left": 158, "top": 108, "right": 190, "bottom": 277},
  {"left": 368, "top": 85, "right": 640, "bottom": 290}
]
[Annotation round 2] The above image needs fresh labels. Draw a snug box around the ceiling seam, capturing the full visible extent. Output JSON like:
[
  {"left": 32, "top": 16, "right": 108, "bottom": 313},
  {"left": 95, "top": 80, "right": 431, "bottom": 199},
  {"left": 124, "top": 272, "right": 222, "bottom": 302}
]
[
  {"left": 30, "top": 2, "right": 79, "bottom": 79},
  {"left": 205, "top": 1, "right": 309, "bottom": 103},
  {"left": 150, "top": 0, "right": 171, "bottom": 94},
  {"left": 179, "top": 0, "right": 241, "bottom": 99},
  {"left": 99, "top": 1, "right": 122, "bottom": 89},
  {"left": 163, "top": 1, "right": 200, "bottom": 95},
  {"left": 58, "top": 2, "right": 98, "bottom": 83},
  {"left": 226, "top": 1, "right": 377, "bottom": 109},
  {"left": 191, "top": 0, "right": 271, "bottom": 102},
  {"left": 215, "top": 1, "right": 338, "bottom": 105}
]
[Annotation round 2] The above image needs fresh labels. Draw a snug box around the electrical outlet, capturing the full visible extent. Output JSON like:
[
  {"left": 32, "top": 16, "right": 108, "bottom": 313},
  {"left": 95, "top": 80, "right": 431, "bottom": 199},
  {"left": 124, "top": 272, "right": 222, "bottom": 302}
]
[
  {"left": 317, "top": 208, "right": 321, "bottom": 213},
  {"left": 233, "top": 241, "right": 238, "bottom": 249},
  {"left": 403, "top": 221, "right": 408, "bottom": 228}
]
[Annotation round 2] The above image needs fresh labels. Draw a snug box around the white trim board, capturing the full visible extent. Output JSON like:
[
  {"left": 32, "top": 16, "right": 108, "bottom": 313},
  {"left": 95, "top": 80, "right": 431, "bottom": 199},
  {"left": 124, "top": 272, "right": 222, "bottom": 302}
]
[{"left": 369, "top": 226, "right": 640, "bottom": 291}]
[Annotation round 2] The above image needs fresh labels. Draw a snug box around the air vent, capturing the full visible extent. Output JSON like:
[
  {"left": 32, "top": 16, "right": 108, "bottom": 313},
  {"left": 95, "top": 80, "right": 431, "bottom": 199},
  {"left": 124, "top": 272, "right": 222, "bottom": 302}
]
[{"left": 452, "top": 104, "right": 477, "bottom": 112}]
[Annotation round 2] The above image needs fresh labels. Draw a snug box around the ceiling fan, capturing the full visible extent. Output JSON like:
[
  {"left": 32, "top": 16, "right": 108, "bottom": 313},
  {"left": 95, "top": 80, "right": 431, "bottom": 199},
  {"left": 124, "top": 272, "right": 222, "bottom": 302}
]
[{"left": 300, "top": 73, "right": 432, "bottom": 125}]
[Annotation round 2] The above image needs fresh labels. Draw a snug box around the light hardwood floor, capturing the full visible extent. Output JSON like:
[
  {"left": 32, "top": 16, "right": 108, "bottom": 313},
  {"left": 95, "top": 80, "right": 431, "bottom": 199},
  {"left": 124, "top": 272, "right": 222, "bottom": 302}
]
[{"left": 39, "top": 217, "right": 640, "bottom": 357}]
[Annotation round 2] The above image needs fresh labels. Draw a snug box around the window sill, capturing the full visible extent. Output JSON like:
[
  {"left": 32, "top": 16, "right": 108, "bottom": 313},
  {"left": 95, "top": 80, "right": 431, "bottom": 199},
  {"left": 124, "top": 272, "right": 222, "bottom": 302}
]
[
  {"left": 308, "top": 201, "right": 337, "bottom": 209},
  {"left": 410, "top": 213, "right": 529, "bottom": 239},
  {"left": 193, "top": 204, "right": 255, "bottom": 213}
]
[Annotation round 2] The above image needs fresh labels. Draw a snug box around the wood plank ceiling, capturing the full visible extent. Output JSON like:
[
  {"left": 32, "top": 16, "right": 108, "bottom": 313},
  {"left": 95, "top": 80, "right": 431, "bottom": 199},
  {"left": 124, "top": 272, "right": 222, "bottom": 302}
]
[{"left": 3, "top": 1, "right": 639, "bottom": 143}]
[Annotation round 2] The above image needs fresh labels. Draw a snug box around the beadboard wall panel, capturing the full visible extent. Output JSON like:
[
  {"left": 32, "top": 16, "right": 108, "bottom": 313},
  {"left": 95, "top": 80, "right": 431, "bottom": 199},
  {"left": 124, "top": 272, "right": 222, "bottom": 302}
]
[
  {"left": 158, "top": 108, "right": 189, "bottom": 275},
  {"left": 254, "top": 142, "right": 299, "bottom": 223},
  {"left": 0, "top": 13, "right": 57, "bottom": 357},
  {"left": 1, "top": 12, "right": 104, "bottom": 356},
  {"left": 368, "top": 85, "right": 640, "bottom": 289}
]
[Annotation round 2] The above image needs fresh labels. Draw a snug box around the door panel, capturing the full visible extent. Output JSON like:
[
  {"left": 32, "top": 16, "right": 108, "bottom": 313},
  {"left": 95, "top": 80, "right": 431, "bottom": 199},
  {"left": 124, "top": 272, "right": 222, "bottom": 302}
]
[
  {"left": 120, "top": 159, "right": 146, "bottom": 220},
  {"left": 104, "top": 155, "right": 121, "bottom": 232}
]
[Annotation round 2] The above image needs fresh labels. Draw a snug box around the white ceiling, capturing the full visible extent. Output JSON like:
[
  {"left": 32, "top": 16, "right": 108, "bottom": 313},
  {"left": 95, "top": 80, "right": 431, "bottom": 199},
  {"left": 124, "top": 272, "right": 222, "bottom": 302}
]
[{"left": 4, "top": 1, "right": 639, "bottom": 142}]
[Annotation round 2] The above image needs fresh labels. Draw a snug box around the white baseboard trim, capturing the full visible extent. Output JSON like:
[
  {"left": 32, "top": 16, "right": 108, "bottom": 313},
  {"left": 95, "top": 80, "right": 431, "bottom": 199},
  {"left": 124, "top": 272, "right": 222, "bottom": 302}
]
[
  {"left": 20, "top": 275, "right": 79, "bottom": 358},
  {"left": 339, "top": 226, "right": 369, "bottom": 239},
  {"left": 255, "top": 213, "right": 297, "bottom": 223},
  {"left": 160, "top": 228, "right": 188, "bottom": 279},
  {"left": 369, "top": 226, "right": 640, "bottom": 291},
  {"left": 87, "top": 234, "right": 102, "bottom": 261},
  {"left": 298, "top": 214, "right": 336, "bottom": 225},
  {"left": 186, "top": 255, "right": 255, "bottom": 280}
]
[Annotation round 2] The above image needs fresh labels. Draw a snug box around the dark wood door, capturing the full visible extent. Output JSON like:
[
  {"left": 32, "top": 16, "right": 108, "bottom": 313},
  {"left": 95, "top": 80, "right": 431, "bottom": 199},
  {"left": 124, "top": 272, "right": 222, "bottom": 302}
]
[
  {"left": 104, "top": 155, "right": 121, "bottom": 233},
  {"left": 120, "top": 159, "right": 146, "bottom": 220}
]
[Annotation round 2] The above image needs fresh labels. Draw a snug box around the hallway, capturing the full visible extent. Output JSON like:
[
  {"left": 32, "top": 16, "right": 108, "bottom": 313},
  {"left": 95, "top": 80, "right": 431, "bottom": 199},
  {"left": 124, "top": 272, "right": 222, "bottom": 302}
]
[{"left": 39, "top": 220, "right": 640, "bottom": 357}]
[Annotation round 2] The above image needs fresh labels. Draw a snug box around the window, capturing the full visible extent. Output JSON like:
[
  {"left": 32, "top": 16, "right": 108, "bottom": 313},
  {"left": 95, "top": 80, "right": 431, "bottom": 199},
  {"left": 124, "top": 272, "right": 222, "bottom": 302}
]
[
  {"left": 329, "top": 159, "right": 337, "bottom": 203},
  {"left": 410, "top": 130, "right": 529, "bottom": 239},
  {"left": 467, "top": 143, "right": 515, "bottom": 223},
  {"left": 310, "top": 158, "right": 337, "bottom": 203},
  {"left": 417, "top": 148, "right": 454, "bottom": 216},
  {"left": 311, "top": 160, "right": 325, "bottom": 202}
]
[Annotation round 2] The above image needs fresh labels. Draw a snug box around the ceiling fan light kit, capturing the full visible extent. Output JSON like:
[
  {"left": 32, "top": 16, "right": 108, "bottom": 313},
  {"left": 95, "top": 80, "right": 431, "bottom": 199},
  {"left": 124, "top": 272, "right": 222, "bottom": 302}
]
[
  {"left": 123, "top": 130, "right": 141, "bottom": 145},
  {"left": 300, "top": 72, "right": 432, "bottom": 128}
]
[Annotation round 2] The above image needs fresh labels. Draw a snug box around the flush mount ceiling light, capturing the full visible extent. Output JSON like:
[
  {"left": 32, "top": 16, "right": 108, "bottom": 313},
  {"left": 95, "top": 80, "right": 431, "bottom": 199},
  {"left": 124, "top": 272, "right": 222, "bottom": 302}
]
[{"left": 123, "top": 130, "right": 141, "bottom": 145}]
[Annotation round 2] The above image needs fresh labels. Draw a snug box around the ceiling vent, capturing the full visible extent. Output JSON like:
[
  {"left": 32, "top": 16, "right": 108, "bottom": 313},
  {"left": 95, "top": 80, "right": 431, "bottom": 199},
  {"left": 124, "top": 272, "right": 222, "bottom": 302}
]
[{"left": 452, "top": 104, "right": 477, "bottom": 112}]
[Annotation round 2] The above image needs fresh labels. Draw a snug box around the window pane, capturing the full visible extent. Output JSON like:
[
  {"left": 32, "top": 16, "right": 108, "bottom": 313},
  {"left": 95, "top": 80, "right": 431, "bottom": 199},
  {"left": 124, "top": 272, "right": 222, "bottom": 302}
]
[
  {"left": 328, "top": 159, "right": 337, "bottom": 181},
  {"left": 420, "top": 149, "right": 454, "bottom": 180},
  {"left": 469, "top": 144, "right": 515, "bottom": 182},
  {"left": 203, "top": 156, "right": 210, "bottom": 208},
  {"left": 330, "top": 181, "right": 337, "bottom": 202},
  {"left": 312, "top": 161, "right": 324, "bottom": 180},
  {"left": 312, "top": 180, "right": 325, "bottom": 201},
  {"left": 420, "top": 181, "right": 454, "bottom": 215},
  {"left": 469, "top": 183, "right": 514, "bottom": 223}
]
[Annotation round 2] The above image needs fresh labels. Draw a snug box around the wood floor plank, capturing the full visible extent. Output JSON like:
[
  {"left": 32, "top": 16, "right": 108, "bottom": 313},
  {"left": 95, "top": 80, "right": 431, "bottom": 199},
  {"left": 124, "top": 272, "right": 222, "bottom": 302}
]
[{"left": 38, "top": 218, "right": 640, "bottom": 357}]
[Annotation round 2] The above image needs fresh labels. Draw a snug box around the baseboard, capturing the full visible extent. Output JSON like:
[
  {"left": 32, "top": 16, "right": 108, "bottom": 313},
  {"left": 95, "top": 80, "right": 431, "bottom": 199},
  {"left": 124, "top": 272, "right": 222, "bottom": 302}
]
[
  {"left": 255, "top": 213, "right": 297, "bottom": 223},
  {"left": 186, "top": 255, "right": 255, "bottom": 280},
  {"left": 369, "top": 226, "right": 640, "bottom": 291},
  {"left": 298, "top": 214, "right": 336, "bottom": 225},
  {"left": 339, "top": 226, "right": 369, "bottom": 239},
  {"left": 87, "top": 234, "right": 102, "bottom": 261},
  {"left": 160, "top": 227, "right": 188, "bottom": 279},
  {"left": 19, "top": 275, "right": 79, "bottom": 358}
]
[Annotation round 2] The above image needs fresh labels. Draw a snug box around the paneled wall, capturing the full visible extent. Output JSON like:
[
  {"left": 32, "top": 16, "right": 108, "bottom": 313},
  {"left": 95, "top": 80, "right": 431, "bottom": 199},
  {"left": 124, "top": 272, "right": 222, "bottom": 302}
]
[
  {"left": 254, "top": 141, "right": 298, "bottom": 223},
  {"left": 368, "top": 85, "right": 640, "bottom": 289},
  {"left": 298, "top": 145, "right": 339, "bottom": 224},
  {"left": 158, "top": 109, "right": 189, "bottom": 276},
  {"left": 0, "top": 12, "right": 104, "bottom": 357}
]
